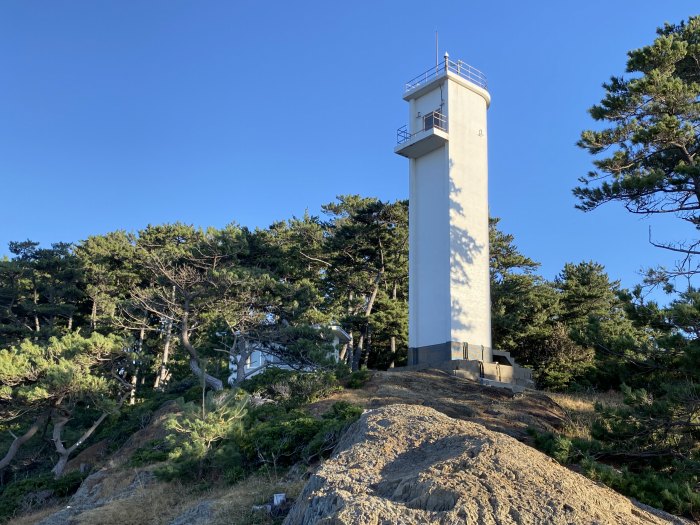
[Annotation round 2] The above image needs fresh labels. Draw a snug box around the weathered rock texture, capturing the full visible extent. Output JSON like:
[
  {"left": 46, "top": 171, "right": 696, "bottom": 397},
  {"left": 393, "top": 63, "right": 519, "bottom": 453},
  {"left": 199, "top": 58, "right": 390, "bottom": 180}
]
[{"left": 285, "top": 404, "right": 688, "bottom": 525}]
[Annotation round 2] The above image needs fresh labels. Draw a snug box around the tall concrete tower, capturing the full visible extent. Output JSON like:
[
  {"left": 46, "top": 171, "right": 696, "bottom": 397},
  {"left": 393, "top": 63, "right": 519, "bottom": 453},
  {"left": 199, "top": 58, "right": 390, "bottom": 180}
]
[{"left": 395, "top": 53, "right": 492, "bottom": 366}]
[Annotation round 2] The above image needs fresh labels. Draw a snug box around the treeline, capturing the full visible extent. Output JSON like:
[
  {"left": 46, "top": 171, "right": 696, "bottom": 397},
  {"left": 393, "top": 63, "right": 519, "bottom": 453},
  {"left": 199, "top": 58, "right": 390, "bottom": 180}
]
[
  {"left": 535, "top": 15, "right": 700, "bottom": 516},
  {"left": 0, "top": 196, "right": 410, "bottom": 482},
  {"left": 1, "top": 205, "right": 699, "bottom": 518},
  {"left": 0, "top": 195, "right": 410, "bottom": 376},
  {"left": 491, "top": 218, "right": 693, "bottom": 391},
  {"left": 2, "top": 196, "right": 682, "bottom": 397},
  {"left": 2, "top": 193, "right": 699, "bottom": 507}
]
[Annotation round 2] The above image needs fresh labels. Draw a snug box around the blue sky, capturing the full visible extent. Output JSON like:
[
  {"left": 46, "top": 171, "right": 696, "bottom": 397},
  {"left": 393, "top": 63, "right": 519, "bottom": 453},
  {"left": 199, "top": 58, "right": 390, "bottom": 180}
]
[{"left": 1, "top": 1, "right": 697, "bottom": 299}]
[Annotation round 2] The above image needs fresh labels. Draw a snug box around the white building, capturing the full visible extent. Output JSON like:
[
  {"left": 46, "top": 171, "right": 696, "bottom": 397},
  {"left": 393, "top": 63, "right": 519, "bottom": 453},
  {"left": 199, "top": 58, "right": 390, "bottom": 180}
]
[
  {"left": 227, "top": 325, "right": 351, "bottom": 384},
  {"left": 395, "top": 54, "right": 492, "bottom": 366}
]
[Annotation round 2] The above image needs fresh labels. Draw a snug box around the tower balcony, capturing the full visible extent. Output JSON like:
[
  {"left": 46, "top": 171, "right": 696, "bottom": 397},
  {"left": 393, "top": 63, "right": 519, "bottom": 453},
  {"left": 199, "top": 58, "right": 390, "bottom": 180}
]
[{"left": 394, "top": 110, "right": 448, "bottom": 158}]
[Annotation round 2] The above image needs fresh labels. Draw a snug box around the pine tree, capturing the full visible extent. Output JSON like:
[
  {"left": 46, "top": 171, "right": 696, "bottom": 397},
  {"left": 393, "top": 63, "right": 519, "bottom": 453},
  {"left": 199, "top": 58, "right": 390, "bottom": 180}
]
[{"left": 576, "top": 16, "right": 700, "bottom": 279}]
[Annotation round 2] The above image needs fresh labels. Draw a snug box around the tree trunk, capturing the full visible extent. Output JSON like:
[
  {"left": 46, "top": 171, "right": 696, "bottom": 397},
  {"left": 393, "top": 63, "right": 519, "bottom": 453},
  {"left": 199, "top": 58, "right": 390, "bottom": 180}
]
[
  {"left": 154, "top": 326, "right": 173, "bottom": 389},
  {"left": 90, "top": 298, "right": 97, "bottom": 331},
  {"left": 33, "top": 288, "right": 40, "bottom": 333},
  {"left": 345, "top": 333, "right": 354, "bottom": 367},
  {"left": 352, "top": 333, "right": 364, "bottom": 372},
  {"left": 129, "top": 370, "right": 139, "bottom": 405},
  {"left": 130, "top": 324, "right": 146, "bottom": 405},
  {"left": 51, "top": 410, "right": 110, "bottom": 478},
  {"left": 0, "top": 410, "right": 50, "bottom": 471},
  {"left": 338, "top": 343, "right": 348, "bottom": 364},
  {"left": 389, "top": 281, "right": 398, "bottom": 368},
  {"left": 361, "top": 329, "right": 371, "bottom": 369},
  {"left": 182, "top": 301, "right": 222, "bottom": 391},
  {"left": 154, "top": 288, "right": 176, "bottom": 389},
  {"left": 189, "top": 358, "right": 223, "bottom": 390},
  {"left": 235, "top": 341, "right": 253, "bottom": 384},
  {"left": 354, "top": 278, "right": 381, "bottom": 371}
]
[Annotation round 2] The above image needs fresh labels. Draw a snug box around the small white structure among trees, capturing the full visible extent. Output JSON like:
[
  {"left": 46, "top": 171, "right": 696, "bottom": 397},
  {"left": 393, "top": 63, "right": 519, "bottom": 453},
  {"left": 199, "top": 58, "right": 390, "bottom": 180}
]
[{"left": 227, "top": 325, "right": 351, "bottom": 384}]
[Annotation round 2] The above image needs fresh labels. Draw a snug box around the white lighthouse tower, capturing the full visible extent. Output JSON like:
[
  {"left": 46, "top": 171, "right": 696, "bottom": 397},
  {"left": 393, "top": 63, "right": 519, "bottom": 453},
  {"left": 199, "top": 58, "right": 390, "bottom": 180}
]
[{"left": 395, "top": 53, "right": 492, "bottom": 366}]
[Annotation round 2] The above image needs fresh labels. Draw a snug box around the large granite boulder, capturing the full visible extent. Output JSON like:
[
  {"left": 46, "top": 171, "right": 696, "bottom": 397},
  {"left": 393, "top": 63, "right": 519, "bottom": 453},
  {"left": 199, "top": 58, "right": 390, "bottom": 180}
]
[{"left": 285, "top": 404, "right": 688, "bottom": 525}]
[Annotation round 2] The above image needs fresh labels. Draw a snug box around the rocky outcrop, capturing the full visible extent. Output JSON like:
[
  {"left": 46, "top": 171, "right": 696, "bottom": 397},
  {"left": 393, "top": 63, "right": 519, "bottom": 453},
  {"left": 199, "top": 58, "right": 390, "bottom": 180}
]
[
  {"left": 285, "top": 404, "right": 689, "bottom": 525},
  {"left": 33, "top": 401, "right": 180, "bottom": 525},
  {"left": 35, "top": 469, "right": 158, "bottom": 525}
]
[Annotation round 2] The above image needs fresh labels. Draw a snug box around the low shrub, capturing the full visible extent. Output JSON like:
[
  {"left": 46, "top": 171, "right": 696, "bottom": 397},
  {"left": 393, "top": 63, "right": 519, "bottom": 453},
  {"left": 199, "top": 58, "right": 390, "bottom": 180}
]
[
  {"left": 346, "top": 369, "right": 370, "bottom": 389},
  {"left": 581, "top": 459, "right": 700, "bottom": 517},
  {"left": 0, "top": 471, "right": 85, "bottom": 523},
  {"left": 157, "top": 390, "right": 248, "bottom": 481},
  {"left": 241, "top": 401, "right": 362, "bottom": 473},
  {"left": 129, "top": 439, "right": 170, "bottom": 467},
  {"left": 529, "top": 426, "right": 700, "bottom": 518},
  {"left": 240, "top": 369, "right": 339, "bottom": 408},
  {"left": 305, "top": 401, "right": 363, "bottom": 460}
]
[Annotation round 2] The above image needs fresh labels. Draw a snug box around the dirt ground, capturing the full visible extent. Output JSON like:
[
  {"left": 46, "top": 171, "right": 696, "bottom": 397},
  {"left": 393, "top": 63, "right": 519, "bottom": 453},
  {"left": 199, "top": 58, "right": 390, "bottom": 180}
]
[{"left": 309, "top": 369, "right": 568, "bottom": 441}]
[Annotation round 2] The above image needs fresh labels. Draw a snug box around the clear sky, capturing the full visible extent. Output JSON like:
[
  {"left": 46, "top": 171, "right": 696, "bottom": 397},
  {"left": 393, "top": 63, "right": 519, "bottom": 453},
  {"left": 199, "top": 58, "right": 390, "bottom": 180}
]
[{"left": 1, "top": 1, "right": 697, "bottom": 299}]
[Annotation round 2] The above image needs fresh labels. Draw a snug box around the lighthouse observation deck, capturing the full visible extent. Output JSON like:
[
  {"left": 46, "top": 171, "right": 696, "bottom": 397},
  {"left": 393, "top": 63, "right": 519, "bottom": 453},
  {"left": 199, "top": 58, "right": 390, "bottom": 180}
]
[
  {"left": 405, "top": 58, "right": 487, "bottom": 94},
  {"left": 395, "top": 56, "right": 490, "bottom": 158}
]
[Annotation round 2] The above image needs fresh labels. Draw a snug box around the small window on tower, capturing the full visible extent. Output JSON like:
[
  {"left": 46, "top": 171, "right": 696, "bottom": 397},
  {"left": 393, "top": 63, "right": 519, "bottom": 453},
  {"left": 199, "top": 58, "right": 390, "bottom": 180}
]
[{"left": 424, "top": 112, "right": 435, "bottom": 131}]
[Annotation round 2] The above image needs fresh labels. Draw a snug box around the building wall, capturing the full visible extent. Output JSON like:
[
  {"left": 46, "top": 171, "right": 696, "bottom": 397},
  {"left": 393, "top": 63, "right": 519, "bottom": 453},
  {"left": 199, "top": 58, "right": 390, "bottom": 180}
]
[
  {"left": 410, "top": 82, "right": 446, "bottom": 134},
  {"left": 446, "top": 74, "right": 491, "bottom": 349},
  {"left": 406, "top": 70, "right": 491, "bottom": 352},
  {"left": 409, "top": 145, "right": 450, "bottom": 349}
]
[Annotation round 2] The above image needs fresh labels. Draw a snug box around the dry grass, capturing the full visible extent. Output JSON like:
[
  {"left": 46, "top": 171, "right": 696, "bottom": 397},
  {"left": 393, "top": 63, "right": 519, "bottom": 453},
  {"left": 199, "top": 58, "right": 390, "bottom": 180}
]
[
  {"left": 7, "top": 503, "right": 65, "bottom": 525},
  {"left": 73, "top": 480, "right": 192, "bottom": 525},
  {"left": 76, "top": 473, "right": 307, "bottom": 525},
  {"left": 210, "top": 474, "right": 306, "bottom": 525},
  {"left": 547, "top": 390, "right": 624, "bottom": 439},
  {"left": 8, "top": 473, "right": 306, "bottom": 525}
]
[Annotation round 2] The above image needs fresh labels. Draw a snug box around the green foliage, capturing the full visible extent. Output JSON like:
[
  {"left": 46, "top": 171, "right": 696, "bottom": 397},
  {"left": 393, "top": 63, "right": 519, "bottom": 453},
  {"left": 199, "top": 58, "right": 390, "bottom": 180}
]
[
  {"left": 0, "top": 332, "right": 124, "bottom": 407},
  {"left": 0, "top": 332, "right": 129, "bottom": 475},
  {"left": 555, "top": 262, "right": 620, "bottom": 337},
  {"left": 346, "top": 369, "right": 370, "bottom": 389},
  {"left": 582, "top": 459, "right": 700, "bottom": 517},
  {"left": 490, "top": 220, "right": 614, "bottom": 390},
  {"left": 532, "top": 323, "right": 595, "bottom": 391},
  {"left": 533, "top": 422, "right": 700, "bottom": 517},
  {"left": 0, "top": 242, "right": 83, "bottom": 346},
  {"left": 241, "top": 406, "right": 323, "bottom": 469},
  {"left": 158, "top": 390, "right": 248, "bottom": 480},
  {"left": 241, "top": 401, "right": 362, "bottom": 470},
  {"left": 93, "top": 391, "right": 179, "bottom": 454},
  {"left": 592, "top": 381, "right": 700, "bottom": 460},
  {"left": 128, "top": 439, "right": 170, "bottom": 467},
  {"left": 304, "top": 401, "right": 363, "bottom": 460},
  {"left": 531, "top": 377, "right": 700, "bottom": 518},
  {"left": 322, "top": 197, "right": 409, "bottom": 370},
  {"left": 0, "top": 471, "right": 85, "bottom": 523},
  {"left": 529, "top": 426, "right": 603, "bottom": 461},
  {"left": 239, "top": 369, "right": 339, "bottom": 408},
  {"left": 576, "top": 16, "right": 700, "bottom": 280},
  {"left": 530, "top": 430, "right": 575, "bottom": 464}
]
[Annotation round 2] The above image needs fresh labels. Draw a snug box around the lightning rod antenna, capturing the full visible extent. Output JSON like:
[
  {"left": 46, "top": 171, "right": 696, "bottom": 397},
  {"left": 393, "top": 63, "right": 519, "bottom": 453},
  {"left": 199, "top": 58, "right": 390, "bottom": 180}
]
[{"left": 435, "top": 30, "right": 439, "bottom": 71}]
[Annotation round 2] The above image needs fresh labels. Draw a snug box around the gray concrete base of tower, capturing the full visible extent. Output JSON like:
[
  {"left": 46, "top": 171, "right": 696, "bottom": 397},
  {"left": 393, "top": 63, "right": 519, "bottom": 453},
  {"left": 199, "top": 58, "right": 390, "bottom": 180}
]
[
  {"left": 408, "top": 341, "right": 494, "bottom": 366},
  {"left": 405, "top": 342, "right": 534, "bottom": 392}
]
